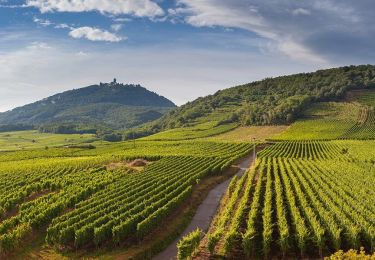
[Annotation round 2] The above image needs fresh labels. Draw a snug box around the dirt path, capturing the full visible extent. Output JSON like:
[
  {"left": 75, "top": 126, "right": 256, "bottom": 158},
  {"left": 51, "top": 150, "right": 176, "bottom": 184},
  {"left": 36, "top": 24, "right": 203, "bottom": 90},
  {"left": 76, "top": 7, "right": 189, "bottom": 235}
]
[{"left": 153, "top": 152, "right": 257, "bottom": 260}]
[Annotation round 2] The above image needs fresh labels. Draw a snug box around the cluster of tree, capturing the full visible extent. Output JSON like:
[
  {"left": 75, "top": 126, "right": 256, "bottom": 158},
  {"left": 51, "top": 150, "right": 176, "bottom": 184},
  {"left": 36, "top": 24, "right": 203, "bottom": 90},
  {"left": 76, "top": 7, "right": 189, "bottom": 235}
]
[
  {"left": 101, "top": 133, "right": 123, "bottom": 142},
  {"left": 0, "top": 124, "right": 34, "bottom": 133},
  {"left": 143, "top": 65, "right": 375, "bottom": 132},
  {"left": 39, "top": 123, "right": 123, "bottom": 142},
  {"left": 39, "top": 124, "right": 97, "bottom": 134}
]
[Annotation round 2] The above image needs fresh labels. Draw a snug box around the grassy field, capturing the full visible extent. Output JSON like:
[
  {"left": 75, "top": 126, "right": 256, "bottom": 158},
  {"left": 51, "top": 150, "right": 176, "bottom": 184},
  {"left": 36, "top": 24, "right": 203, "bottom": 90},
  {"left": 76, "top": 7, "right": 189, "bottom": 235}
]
[{"left": 0, "top": 130, "right": 98, "bottom": 151}]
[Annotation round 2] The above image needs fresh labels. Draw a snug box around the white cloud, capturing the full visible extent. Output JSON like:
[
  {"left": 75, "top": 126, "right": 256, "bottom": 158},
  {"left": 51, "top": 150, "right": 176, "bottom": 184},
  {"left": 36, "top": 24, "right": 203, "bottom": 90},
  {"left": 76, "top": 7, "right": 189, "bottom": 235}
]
[
  {"left": 69, "top": 27, "right": 124, "bottom": 42},
  {"left": 25, "top": 0, "right": 164, "bottom": 17},
  {"left": 111, "top": 24, "right": 123, "bottom": 32},
  {"left": 277, "top": 40, "right": 324, "bottom": 63},
  {"left": 31, "top": 16, "right": 123, "bottom": 43},
  {"left": 33, "top": 17, "right": 53, "bottom": 26},
  {"left": 27, "top": 41, "right": 52, "bottom": 49},
  {"left": 170, "top": 0, "right": 333, "bottom": 63},
  {"left": 54, "top": 23, "right": 72, "bottom": 29},
  {"left": 76, "top": 51, "right": 89, "bottom": 56},
  {"left": 292, "top": 8, "right": 311, "bottom": 16},
  {"left": 113, "top": 17, "right": 132, "bottom": 23},
  {"left": 32, "top": 17, "right": 75, "bottom": 30}
]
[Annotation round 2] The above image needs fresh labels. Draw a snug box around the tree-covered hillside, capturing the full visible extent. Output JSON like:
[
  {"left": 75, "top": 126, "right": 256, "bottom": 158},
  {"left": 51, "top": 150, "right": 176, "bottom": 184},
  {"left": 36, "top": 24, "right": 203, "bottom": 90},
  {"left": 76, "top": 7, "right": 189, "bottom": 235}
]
[
  {"left": 0, "top": 80, "right": 176, "bottom": 130},
  {"left": 138, "top": 65, "right": 375, "bottom": 137}
]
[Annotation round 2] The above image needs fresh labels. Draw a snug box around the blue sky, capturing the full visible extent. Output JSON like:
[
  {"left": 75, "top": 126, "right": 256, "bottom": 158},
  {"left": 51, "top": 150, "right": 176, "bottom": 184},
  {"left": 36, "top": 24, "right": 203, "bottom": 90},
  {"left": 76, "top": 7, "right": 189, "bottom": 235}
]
[{"left": 0, "top": 0, "right": 374, "bottom": 111}]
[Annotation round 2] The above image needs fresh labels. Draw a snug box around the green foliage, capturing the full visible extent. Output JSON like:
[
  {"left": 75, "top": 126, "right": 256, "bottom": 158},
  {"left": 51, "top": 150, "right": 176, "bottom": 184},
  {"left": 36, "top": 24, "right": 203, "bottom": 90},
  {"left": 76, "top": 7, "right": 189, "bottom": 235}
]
[
  {"left": 325, "top": 247, "right": 375, "bottom": 259},
  {"left": 0, "top": 124, "right": 34, "bottom": 133},
  {"left": 101, "top": 133, "right": 123, "bottom": 142},
  {"left": 39, "top": 123, "right": 97, "bottom": 134},
  {"left": 177, "top": 228, "right": 203, "bottom": 260}
]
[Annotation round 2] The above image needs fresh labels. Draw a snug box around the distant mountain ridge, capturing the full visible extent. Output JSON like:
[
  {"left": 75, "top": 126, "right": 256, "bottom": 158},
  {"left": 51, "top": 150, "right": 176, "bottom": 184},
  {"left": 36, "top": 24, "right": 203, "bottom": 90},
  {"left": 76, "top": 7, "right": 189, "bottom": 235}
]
[{"left": 0, "top": 80, "right": 176, "bottom": 129}]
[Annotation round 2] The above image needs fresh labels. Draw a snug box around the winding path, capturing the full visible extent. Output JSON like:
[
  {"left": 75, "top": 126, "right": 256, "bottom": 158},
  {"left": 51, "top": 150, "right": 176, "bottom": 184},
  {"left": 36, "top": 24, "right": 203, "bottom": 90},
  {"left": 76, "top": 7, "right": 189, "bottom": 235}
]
[{"left": 153, "top": 152, "right": 257, "bottom": 260}]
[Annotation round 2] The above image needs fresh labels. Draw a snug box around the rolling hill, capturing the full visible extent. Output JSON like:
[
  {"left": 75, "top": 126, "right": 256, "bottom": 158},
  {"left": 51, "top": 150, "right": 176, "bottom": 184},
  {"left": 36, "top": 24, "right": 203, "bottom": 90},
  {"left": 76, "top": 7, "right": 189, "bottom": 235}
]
[
  {"left": 0, "top": 80, "right": 176, "bottom": 130},
  {"left": 132, "top": 65, "right": 375, "bottom": 139}
]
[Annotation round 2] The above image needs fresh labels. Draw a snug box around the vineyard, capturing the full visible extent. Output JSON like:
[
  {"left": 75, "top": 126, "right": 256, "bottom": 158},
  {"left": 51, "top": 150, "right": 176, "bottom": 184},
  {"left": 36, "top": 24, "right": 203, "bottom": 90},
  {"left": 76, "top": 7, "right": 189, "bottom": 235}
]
[
  {"left": 0, "top": 140, "right": 253, "bottom": 255},
  {"left": 341, "top": 107, "right": 375, "bottom": 139},
  {"left": 141, "top": 121, "right": 238, "bottom": 141},
  {"left": 273, "top": 102, "right": 361, "bottom": 140},
  {"left": 356, "top": 89, "right": 375, "bottom": 107},
  {"left": 257, "top": 141, "right": 348, "bottom": 160},
  {"left": 340, "top": 89, "right": 375, "bottom": 139},
  {"left": 193, "top": 140, "right": 375, "bottom": 259},
  {"left": 1, "top": 86, "right": 375, "bottom": 259},
  {"left": 273, "top": 96, "right": 375, "bottom": 141}
]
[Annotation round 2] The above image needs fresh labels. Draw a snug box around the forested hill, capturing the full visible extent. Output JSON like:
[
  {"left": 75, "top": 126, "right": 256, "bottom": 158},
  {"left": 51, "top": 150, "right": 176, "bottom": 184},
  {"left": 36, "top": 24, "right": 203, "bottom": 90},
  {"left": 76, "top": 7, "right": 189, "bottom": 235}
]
[
  {"left": 0, "top": 81, "right": 176, "bottom": 130},
  {"left": 141, "top": 65, "right": 375, "bottom": 135}
]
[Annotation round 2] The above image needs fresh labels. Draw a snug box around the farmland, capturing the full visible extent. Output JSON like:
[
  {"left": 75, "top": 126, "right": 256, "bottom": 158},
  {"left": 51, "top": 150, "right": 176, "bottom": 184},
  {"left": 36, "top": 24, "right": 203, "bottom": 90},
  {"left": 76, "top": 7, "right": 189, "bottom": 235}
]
[
  {"left": 0, "top": 130, "right": 99, "bottom": 151},
  {"left": 192, "top": 140, "right": 375, "bottom": 259},
  {"left": 141, "top": 122, "right": 238, "bottom": 141},
  {"left": 2, "top": 92, "right": 375, "bottom": 259},
  {"left": 356, "top": 89, "right": 375, "bottom": 107},
  {"left": 0, "top": 139, "right": 253, "bottom": 258},
  {"left": 183, "top": 90, "right": 375, "bottom": 259},
  {"left": 273, "top": 102, "right": 360, "bottom": 140},
  {"left": 1, "top": 73, "right": 375, "bottom": 259},
  {"left": 208, "top": 125, "right": 288, "bottom": 142}
]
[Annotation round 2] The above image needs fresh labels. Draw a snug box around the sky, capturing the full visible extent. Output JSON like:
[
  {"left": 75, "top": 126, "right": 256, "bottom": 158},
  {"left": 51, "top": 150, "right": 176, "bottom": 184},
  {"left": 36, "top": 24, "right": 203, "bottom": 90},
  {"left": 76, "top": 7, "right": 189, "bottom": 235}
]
[{"left": 0, "top": 1, "right": 374, "bottom": 111}]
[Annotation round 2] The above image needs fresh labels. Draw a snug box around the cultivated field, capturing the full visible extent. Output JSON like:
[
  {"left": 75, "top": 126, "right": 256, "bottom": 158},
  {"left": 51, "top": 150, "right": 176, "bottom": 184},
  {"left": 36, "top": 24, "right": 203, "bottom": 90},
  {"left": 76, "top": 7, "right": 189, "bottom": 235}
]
[
  {"left": 141, "top": 122, "right": 237, "bottom": 141},
  {"left": 0, "top": 140, "right": 253, "bottom": 258},
  {"left": 192, "top": 140, "right": 375, "bottom": 259},
  {"left": 273, "top": 102, "right": 360, "bottom": 140},
  {"left": 0, "top": 130, "right": 98, "bottom": 151},
  {"left": 1, "top": 90, "right": 375, "bottom": 259},
  {"left": 208, "top": 126, "right": 288, "bottom": 142},
  {"left": 182, "top": 93, "right": 375, "bottom": 259}
]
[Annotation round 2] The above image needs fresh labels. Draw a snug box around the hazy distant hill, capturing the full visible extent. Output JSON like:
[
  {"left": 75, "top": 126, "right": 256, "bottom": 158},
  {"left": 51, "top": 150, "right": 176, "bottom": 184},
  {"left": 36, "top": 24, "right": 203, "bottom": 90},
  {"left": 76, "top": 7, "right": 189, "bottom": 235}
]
[{"left": 0, "top": 80, "right": 176, "bottom": 129}]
